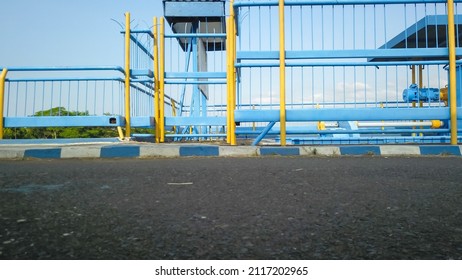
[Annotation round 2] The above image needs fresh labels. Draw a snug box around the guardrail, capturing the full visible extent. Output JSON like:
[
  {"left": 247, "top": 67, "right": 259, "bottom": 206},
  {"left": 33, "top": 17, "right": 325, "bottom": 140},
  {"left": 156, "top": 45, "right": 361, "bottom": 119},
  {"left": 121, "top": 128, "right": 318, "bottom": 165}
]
[
  {"left": 0, "top": 65, "right": 158, "bottom": 136},
  {"left": 229, "top": 0, "right": 462, "bottom": 145}
]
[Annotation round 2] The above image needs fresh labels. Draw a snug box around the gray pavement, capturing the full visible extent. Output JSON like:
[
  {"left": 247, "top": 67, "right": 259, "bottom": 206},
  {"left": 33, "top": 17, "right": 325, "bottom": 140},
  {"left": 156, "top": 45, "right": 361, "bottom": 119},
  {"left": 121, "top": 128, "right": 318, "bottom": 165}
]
[{"left": 1, "top": 157, "right": 461, "bottom": 259}]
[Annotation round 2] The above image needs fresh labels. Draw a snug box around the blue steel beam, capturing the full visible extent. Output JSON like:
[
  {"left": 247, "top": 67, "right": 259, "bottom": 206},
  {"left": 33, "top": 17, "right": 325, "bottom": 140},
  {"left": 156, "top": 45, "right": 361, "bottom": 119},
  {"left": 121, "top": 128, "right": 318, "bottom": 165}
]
[
  {"left": 5, "top": 78, "right": 124, "bottom": 82},
  {"left": 235, "top": 108, "right": 452, "bottom": 122},
  {"left": 287, "top": 136, "right": 462, "bottom": 145},
  {"left": 252, "top": 121, "right": 276, "bottom": 146},
  {"left": 236, "top": 60, "right": 462, "bottom": 68},
  {"left": 122, "top": 30, "right": 154, "bottom": 38},
  {"left": 165, "top": 80, "right": 226, "bottom": 84},
  {"left": 165, "top": 72, "right": 227, "bottom": 79},
  {"left": 131, "top": 116, "right": 155, "bottom": 127},
  {"left": 4, "top": 116, "right": 125, "bottom": 128},
  {"left": 131, "top": 69, "right": 154, "bottom": 78},
  {"left": 234, "top": 1, "right": 462, "bottom": 8},
  {"left": 165, "top": 116, "right": 226, "bottom": 126},
  {"left": 237, "top": 127, "right": 450, "bottom": 135},
  {"left": 5, "top": 116, "right": 159, "bottom": 128},
  {"left": 1, "top": 66, "right": 124, "bottom": 73},
  {"left": 165, "top": 134, "right": 227, "bottom": 138},
  {"left": 236, "top": 49, "right": 462, "bottom": 61},
  {"left": 129, "top": 35, "right": 154, "bottom": 61}
]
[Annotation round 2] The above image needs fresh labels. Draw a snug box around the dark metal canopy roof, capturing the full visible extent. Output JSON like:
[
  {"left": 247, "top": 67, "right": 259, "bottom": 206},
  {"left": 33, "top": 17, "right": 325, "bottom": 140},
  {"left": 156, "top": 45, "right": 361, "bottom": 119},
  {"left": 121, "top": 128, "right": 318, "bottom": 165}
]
[
  {"left": 163, "top": 0, "right": 226, "bottom": 51},
  {"left": 369, "top": 15, "right": 462, "bottom": 62}
]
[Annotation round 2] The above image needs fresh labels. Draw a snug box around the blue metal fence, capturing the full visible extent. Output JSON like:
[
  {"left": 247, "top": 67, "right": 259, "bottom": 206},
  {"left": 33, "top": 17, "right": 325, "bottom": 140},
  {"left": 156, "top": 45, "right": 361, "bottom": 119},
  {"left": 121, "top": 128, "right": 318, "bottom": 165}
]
[
  {"left": 2, "top": 67, "right": 127, "bottom": 129},
  {"left": 232, "top": 0, "right": 462, "bottom": 144},
  {"left": 1, "top": 27, "right": 161, "bottom": 136}
]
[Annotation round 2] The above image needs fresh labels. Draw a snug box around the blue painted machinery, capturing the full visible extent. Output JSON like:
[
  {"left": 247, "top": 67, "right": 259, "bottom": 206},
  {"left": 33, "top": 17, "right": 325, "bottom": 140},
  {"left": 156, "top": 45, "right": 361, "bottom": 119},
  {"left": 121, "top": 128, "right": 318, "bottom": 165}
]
[{"left": 403, "top": 84, "right": 441, "bottom": 102}]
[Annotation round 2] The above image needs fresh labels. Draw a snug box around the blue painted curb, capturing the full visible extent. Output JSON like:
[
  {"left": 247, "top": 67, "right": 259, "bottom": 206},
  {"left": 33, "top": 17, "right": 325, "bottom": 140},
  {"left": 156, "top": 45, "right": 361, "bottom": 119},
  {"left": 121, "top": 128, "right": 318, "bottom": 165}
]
[
  {"left": 100, "top": 146, "right": 141, "bottom": 158},
  {"left": 24, "top": 148, "right": 62, "bottom": 159},
  {"left": 179, "top": 146, "right": 219, "bottom": 157},
  {"left": 419, "top": 145, "right": 462, "bottom": 156},
  {"left": 2, "top": 144, "right": 462, "bottom": 159},
  {"left": 260, "top": 147, "right": 300, "bottom": 156},
  {"left": 339, "top": 146, "right": 381, "bottom": 155}
]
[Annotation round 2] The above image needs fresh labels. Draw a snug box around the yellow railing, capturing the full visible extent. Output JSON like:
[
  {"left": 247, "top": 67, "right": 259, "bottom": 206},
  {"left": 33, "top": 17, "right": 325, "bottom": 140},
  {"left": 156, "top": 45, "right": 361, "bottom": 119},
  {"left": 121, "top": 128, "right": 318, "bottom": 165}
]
[
  {"left": 227, "top": 0, "right": 237, "bottom": 145},
  {"left": 124, "top": 12, "right": 131, "bottom": 139},
  {"left": 448, "top": 0, "right": 458, "bottom": 145},
  {"left": 159, "top": 17, "right": 166, "bottom": 143},
  {"left": 0, "top": 68, "right": 8, "bottom": 139},
  {"left": 153, "top": 17, "right": 161, "bottom": 143},
  {"left": 278, "top": 0, "right": 287, "bottom": 146}
]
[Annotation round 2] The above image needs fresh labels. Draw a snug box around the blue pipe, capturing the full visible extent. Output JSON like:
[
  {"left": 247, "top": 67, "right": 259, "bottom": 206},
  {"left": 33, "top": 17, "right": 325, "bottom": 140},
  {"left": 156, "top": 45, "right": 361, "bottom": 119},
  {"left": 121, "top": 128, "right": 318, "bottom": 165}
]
[
  {"left": 252, "top": 121, "right": 276, "bottom": 146},
  {"left": 235, "top": 60, "right": 462, "bottom": 68},
  {"left": 238, "top": 128, "right": 450, "bottom": 135},
  {"left": 6, "top": 77, "right": 124, "bottom": 82},
  {"left": 165, "top": 134, "right": 227, "bottom": 138},
  {"left": 1, "top": 66, "right": 125, "bottom": 73}
]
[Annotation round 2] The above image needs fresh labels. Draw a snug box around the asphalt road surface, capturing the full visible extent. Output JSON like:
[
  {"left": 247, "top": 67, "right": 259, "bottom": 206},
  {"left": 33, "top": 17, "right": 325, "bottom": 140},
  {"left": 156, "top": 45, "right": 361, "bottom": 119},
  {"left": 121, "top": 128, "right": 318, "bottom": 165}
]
[{"left": 1, "top": 157, "right": 461, "bottom": 259}]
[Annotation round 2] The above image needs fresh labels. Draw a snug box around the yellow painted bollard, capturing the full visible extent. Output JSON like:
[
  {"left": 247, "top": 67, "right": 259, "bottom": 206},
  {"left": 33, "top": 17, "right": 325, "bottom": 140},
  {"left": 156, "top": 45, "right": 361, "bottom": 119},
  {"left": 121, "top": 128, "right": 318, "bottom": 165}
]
[
  {"left": 153, "top": 17, "right": 160, "bottom": 143},
  {"left": 229, "top": 0, "right": 237, "bottom": 146},
  {"left": 278, "top": 0, "right": 286, "bottom": 146},
  {"left": 226, "top": 17, "right": 232, "bottom": 144},
  {"left": 0, "top": 68, "right": 8, "bottom": 139},
  {"left": 447, "top": 0, "right": 458, "bottom": 144},
  {"left": 124, "top": 12, "right": 131, "bottom": 139},
  {"left": 160, "top": 17, "right": 166, "bottom": 143}
]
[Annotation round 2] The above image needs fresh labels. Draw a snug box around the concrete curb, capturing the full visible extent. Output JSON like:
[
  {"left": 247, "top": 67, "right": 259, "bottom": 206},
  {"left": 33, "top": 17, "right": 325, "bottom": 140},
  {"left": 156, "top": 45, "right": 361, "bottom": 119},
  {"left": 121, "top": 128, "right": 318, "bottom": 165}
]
[{"left": 0, "top": 143, "right": 461, "bottom": 159}]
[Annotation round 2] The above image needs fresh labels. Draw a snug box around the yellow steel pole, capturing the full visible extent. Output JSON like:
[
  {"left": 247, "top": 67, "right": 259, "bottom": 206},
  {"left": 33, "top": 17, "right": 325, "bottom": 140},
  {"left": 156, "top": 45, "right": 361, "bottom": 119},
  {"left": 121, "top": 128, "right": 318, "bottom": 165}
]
[
  {"left": 418, "top": 65, "right": 424, "bottom": 136},
  {"left": 231, "top": 12, "right": 237, "bottom": 145},
  {"left": 0, "top": 68, "right": 8, "bottom": 139},
  {"left": 411, "top": 65, "right": 416, "bottom": 84},
  {"left": 226, "top": 17, "right": 232, "bottom": 144},
  {"left": 278, "top": 0, "right": 287, "bottom": 146},
  {"left": 448, "top": 0, "right": 458, "bottom": 144},
  {"left": 418, "top": 65, "right": 423, "bottom": 88},
  {"left": 230, "top": 0, "right": 237, "bottom": 145},
  {"left": 160, "top": 17, "right": 166, "bottom": 142},
  {"left": 124, "top": 12, "right": 131, "bottom": 139},
  {"left": 411, "top": 65, "right": 416, "bottom": 129},
  {"left": 153, "top": 17, "right": 160, "bottom": 143}
]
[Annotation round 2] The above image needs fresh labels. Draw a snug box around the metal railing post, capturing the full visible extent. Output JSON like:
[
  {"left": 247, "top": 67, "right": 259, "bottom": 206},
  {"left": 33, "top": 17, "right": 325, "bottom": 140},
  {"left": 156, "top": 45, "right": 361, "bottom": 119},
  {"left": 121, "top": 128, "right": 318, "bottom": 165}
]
[
  {"left": 154, "top": 17, "right": 160, "bottom": 143},
  {"left": 448, "top": 0, "right": 458, "bottom": 144},
  {"left": 124, "top": 12, "right": 132, "bottom": 138},
  {"left": 160, "top": 17, "right": 166, "bottom": 142},
  {"left": 279, "top": 0, "right": 287, "bottom": 146},
  {"left": 231, "top": 1, "right": 237, "bottom": 145},
  {"left": 226, "top": 17, "right": 232, "bottom": 144},
  {"left": 0, "top": 68, "right": 8, "bottom": 139}
]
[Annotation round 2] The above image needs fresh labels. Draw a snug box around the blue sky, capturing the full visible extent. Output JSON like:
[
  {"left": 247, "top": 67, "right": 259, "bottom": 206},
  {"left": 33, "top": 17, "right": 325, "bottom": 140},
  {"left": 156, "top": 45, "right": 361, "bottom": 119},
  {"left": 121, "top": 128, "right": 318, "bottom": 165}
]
[
  {"left": 0, "top": 0, "right": 164, "bottom": 67},
  {"left": 1, "top": 1, "right": 457, "bottom": 113}
]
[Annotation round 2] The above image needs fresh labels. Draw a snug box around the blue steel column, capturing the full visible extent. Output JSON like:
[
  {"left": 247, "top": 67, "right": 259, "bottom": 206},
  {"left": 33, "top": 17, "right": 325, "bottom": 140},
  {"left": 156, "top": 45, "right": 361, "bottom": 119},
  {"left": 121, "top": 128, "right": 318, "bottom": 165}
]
[{"left": 191, "top": 23, "right": 201, "bottom": 137}]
